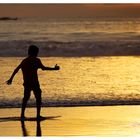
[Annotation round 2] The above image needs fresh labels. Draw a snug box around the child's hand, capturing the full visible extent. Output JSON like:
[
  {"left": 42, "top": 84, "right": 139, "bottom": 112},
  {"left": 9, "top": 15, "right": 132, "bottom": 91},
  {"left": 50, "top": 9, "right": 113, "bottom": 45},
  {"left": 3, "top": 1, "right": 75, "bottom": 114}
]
[
  {"left": 6, "top": 79, "right": 12, "bottom": 85},
  {"left": 54, "top": 64, "right": 60, "bottom": 70}
]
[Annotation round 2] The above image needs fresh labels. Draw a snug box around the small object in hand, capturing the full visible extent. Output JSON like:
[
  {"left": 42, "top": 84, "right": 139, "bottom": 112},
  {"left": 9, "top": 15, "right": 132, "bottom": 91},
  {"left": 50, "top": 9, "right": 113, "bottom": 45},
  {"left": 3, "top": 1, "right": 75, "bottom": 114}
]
[{"left": 55, "top": 64, "right": 60, "bottom": 70}]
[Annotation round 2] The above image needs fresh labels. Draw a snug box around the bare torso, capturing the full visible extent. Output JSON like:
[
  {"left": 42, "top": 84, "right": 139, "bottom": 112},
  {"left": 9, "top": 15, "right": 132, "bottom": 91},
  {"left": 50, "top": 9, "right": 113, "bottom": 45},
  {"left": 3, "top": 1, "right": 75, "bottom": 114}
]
[{"left": 21, "top": 56, "right": 42, "bottom": 87}]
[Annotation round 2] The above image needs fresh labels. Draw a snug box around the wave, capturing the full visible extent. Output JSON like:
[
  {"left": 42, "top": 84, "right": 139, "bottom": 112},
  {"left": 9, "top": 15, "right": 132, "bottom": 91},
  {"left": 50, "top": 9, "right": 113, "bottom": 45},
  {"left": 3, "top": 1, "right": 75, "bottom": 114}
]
[
  {"left": 0, "top": 40, "right": 140, "bottom": 57},
  {"left": 0, "top": 98, "right": 140, "bottom": 108}
]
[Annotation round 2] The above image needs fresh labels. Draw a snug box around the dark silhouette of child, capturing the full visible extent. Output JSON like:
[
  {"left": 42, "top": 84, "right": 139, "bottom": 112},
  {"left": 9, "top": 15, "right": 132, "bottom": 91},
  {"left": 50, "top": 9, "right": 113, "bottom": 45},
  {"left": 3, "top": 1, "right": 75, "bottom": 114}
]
[{"left": 6, "top": 45, "right": 60, "bottom": 120}]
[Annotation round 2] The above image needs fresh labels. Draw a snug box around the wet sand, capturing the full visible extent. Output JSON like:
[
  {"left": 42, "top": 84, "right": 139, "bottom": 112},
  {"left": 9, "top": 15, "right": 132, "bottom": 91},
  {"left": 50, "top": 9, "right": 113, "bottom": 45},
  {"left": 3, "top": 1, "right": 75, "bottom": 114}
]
[{"left": 0, "top": 106, "right": 140, "bottom": 136}]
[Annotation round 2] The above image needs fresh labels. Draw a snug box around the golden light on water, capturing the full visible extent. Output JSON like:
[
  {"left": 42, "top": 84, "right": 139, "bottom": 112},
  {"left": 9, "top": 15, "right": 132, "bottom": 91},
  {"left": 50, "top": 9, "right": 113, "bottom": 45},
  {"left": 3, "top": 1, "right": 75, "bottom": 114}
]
[{"left": 1, "top": 56, "right": 140, "bottom": 105}]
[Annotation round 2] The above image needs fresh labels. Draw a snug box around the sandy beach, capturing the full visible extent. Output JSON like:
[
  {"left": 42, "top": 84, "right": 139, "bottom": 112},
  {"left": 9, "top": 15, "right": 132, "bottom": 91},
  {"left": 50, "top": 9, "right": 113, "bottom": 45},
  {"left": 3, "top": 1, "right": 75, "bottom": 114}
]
[{"left": 0, "top": 106, "right": 140, "bottom": 136}]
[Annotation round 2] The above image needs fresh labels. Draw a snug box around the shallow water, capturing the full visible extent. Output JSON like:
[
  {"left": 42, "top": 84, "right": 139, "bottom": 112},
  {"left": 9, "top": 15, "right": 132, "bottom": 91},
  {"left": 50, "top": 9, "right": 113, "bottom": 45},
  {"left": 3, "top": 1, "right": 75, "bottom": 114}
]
[{"left": 1, "top": 56, "right": 140, "bottom": 107}]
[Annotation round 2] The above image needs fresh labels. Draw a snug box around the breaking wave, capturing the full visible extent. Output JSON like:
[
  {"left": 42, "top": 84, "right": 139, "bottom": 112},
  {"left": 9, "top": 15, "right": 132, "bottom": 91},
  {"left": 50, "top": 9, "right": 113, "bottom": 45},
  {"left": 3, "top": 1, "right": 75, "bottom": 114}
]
[{"left": 0, "top": 39, "right": 140, "bottom": 57}]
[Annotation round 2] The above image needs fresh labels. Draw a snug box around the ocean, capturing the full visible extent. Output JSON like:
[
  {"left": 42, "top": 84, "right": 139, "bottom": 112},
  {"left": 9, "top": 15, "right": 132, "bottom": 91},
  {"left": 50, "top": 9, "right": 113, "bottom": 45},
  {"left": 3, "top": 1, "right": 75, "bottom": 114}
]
[
  {"left": 1, "top": 17, "right": 140, "bottom": 108},
  {"left": 0, "top": 17, "right": 140, "bottom": 42}
]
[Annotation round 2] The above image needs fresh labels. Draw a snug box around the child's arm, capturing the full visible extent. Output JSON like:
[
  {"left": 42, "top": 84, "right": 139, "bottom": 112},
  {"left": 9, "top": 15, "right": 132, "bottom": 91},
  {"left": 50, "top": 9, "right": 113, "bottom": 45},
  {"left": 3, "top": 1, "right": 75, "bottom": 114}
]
[
  {"left": 6, "top": 64, "right": 21, "bottom": 85},
  {"left": 41, "top": 64, "right": 60, "bottom": 71},
  {"left": 38, "top": 59, "right": 60, "bottom": 71}
]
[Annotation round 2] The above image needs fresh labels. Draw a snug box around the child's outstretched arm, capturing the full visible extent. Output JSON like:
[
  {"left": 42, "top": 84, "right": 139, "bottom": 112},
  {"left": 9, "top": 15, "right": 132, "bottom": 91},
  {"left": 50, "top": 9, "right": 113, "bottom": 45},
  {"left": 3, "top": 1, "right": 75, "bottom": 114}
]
[
  {"left": 38, "top": 59, "right": 60, "bottom": 71},
  {"left": 41, "top": 64, "right": 60, "bottom": 71},
  {"left": 6, "top": 64, "right": 21, "bottom": 85}
]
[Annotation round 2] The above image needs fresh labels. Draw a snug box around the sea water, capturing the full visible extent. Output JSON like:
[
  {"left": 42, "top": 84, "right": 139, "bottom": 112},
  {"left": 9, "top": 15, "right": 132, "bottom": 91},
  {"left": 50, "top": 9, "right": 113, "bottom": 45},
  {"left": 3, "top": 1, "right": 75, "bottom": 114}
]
[
  {"left": 1, "top": 56, "right": 140, "bottom": 107},
  {"left": 1, "top": 17, "right": 140, "bottom": 107},
  {"left": 0, "top": 17, "right": 140, "bottom": 42}
]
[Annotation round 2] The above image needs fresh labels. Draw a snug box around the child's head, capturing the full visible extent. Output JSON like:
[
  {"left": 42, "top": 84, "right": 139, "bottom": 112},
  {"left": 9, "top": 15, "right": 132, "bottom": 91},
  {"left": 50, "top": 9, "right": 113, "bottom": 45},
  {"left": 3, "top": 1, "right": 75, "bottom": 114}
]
[{"left": 28, "top": 45, "right": 39, "bottom": 57}]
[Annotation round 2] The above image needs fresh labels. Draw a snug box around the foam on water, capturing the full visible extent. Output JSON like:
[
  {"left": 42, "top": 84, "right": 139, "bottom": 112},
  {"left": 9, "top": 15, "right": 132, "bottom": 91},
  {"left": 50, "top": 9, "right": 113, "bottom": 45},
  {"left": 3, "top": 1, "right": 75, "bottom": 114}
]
[
  {"left": 1, "top": 95, "right": 140, "bottom": 108},
  {"left": 0, "top": 40, "right": 140, "bottom": 56}
]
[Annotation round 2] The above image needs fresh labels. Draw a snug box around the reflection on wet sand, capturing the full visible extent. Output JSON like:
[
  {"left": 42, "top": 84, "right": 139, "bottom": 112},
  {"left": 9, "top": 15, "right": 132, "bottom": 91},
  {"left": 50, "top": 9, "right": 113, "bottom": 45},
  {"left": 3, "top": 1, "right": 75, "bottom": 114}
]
[
  {"left": 0, "top": 115, "right": 61, "bottom": 136},
  {"left": 21, "top": 120, "right": 41, "bottom": 136}
]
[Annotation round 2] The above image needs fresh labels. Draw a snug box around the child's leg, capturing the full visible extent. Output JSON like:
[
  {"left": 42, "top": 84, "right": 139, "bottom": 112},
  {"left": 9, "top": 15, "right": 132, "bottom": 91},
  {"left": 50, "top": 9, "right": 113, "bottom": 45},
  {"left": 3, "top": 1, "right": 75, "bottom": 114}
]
[
  {"left": 21, "top": 87, "right": 31, "bottom": 118},
  {"left": 33, "top": 88, "right": 42, "bottom": 118}
]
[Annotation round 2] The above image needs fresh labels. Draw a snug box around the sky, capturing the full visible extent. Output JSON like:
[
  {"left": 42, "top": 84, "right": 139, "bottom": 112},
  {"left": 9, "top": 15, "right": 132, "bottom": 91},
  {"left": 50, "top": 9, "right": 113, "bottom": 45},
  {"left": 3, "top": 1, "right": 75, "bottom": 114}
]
[{"left": 0, "top": 4, "right": 140, "bottom": 17}]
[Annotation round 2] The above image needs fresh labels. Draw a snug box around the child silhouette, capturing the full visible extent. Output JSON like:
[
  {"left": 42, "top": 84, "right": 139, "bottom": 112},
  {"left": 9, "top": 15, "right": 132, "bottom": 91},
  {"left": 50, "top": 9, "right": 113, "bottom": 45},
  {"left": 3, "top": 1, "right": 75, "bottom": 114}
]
[{"left": 6, "top": 45, "right": 60, "bottom": 120}]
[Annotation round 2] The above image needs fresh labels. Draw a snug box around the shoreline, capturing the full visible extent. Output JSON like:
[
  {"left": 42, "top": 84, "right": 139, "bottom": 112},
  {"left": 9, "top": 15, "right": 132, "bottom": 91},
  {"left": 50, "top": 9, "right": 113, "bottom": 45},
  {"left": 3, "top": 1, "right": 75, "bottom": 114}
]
[{"left": 1, "top": 101, "right": 140, "bottom": 108}]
